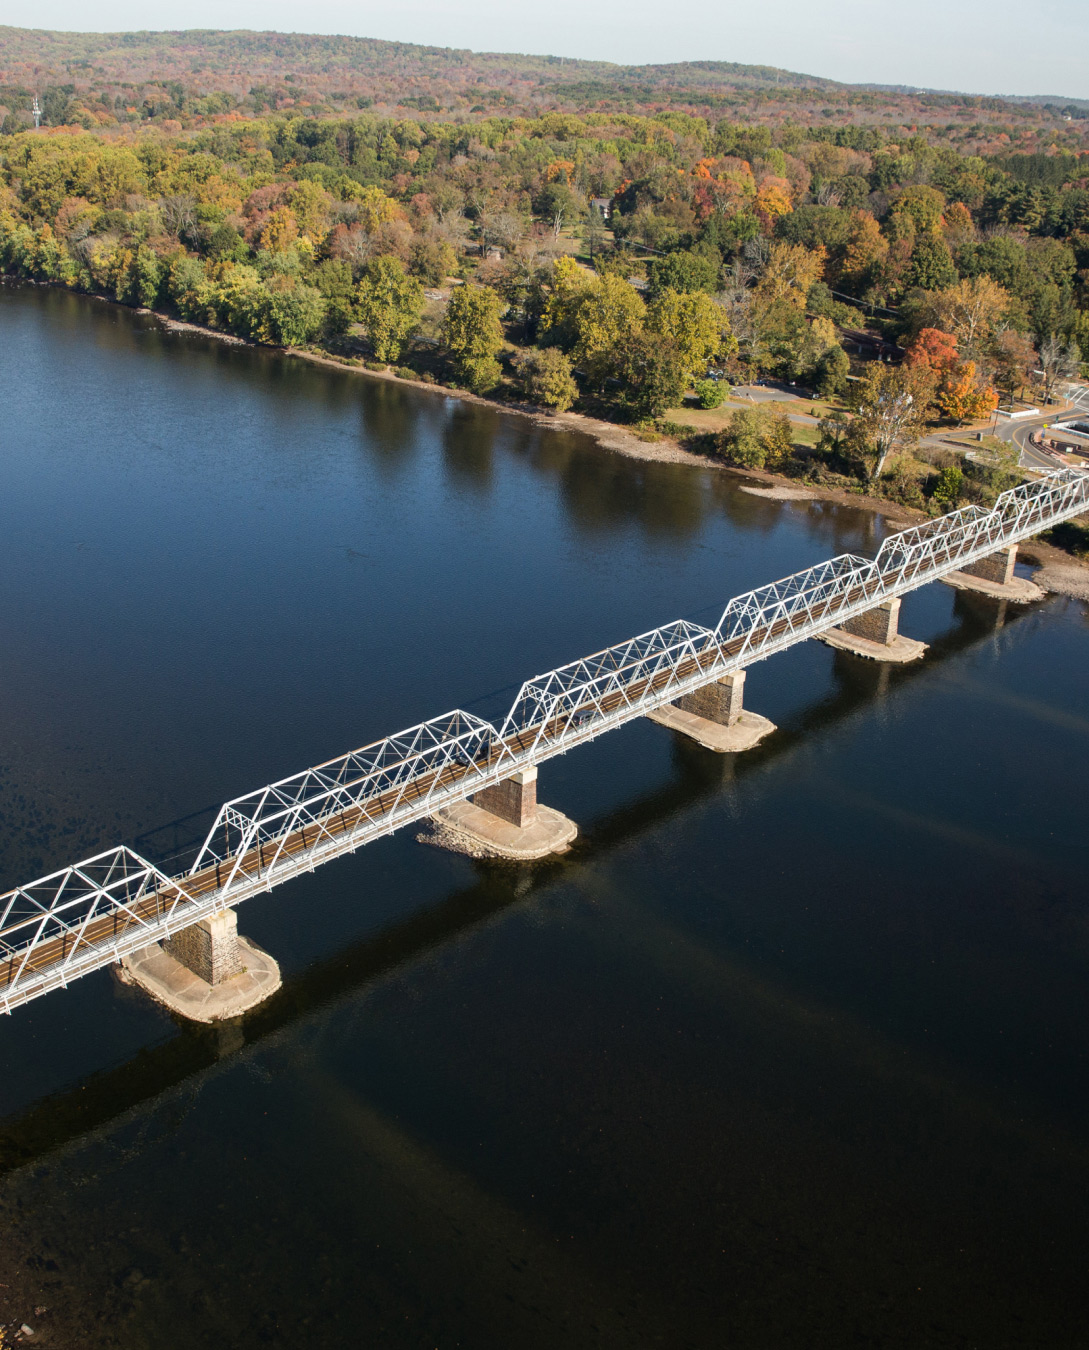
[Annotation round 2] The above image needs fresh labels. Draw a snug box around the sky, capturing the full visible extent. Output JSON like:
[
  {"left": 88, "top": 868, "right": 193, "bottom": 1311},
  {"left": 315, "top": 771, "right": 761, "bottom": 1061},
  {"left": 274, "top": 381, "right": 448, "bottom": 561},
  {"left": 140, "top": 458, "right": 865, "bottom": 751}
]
[{"left": 5, "top": 0, "right": 1088, "bottom": 101}]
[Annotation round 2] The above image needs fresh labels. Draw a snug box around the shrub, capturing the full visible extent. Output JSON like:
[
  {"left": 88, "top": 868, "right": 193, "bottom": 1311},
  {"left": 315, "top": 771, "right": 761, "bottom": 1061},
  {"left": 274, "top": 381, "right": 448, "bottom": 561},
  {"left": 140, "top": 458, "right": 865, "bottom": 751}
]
[
  {"left": 461, "top": 355, "right": 503, "bottom": 394},
  {"left": 1043, "top": 519, "right": 1089, "bottom": 558},
  {"left": 693, "top": 378, "right": 727, "bottom": 409},
  {"left": 515, "top": 347, "right": 578, "bottom": 411},
  {"left": 364, "top": 359, "right": 386, "bottom": 371},
  {"left": 931, "top": 465, "right": 964, "bottom": 510},
  {"left": 717, "top": 406, "right": 794, "bottom": 470},
  {"left": 395, "top": 365, "right": 416, "bottom": 380}
]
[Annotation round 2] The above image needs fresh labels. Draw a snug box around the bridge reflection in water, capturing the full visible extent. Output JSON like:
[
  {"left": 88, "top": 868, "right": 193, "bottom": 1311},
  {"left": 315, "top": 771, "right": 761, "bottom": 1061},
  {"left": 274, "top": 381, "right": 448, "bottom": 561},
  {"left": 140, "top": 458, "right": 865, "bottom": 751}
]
[{"left": 0, "top": 581, "right": 1040, "bottom": 1174}]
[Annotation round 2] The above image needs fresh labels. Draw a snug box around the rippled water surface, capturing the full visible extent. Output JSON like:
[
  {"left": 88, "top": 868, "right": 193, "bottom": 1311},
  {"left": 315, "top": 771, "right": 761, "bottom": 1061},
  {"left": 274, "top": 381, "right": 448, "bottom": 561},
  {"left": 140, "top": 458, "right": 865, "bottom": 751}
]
[{"left": 1, "top": 286, "right": 1088, "bottom": 1348}]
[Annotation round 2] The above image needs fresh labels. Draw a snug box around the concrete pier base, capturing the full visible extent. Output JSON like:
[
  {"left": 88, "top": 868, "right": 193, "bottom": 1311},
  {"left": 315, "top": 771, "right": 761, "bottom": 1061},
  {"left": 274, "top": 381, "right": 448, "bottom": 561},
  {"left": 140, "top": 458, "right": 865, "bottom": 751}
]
[
  {"left": 818, "top": 628, "right": 928, "bottom": 663},
  {"left": 422, "top": 764, "right": 576, "bottom": 860},
  {"left": 941, "top": 547, "right": 1044, "bottom": 602},
  {"left": 119, "top": 913, "right": 281, "bottom": 1023},
  {"left": 422, "top": 799, "right": 577, "bottom": 860},
  {"left": 941, "top": 570, "right": 1044, "bottom": 602},
  {"left": 646, "top": 704, "right": 775, "bottom": 753},
  {"left": 646, "top": 670, "right": 776, "bottom": 753},
  {"left": 819, "top": 597, "right": 927, "bottom": 664}
]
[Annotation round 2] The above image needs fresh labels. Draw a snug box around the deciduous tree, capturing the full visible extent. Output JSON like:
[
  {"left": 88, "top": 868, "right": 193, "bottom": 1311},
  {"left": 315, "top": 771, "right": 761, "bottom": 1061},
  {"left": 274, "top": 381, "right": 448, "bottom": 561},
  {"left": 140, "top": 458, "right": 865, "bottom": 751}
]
[
  {"left": 1037, "top": 332, "right": 1081, "bottom": 404},
  {"left": 647, "top": 288, "right": 733, "bottom": 383},
  {"left": 515, "top": 347, "right": 578, "bottom": 411},
  {"left": 936, "top": 361, "right": 997, "bottom": 424},
  {"left": 357, "top": 255, "right": 424, "bottom": 361},
  {"left": 571, "top": 272, "right": 646, "bottom": 385},
  {"left": 717, "top": 405, "right": 793, "bottom": 470},
  {"left": 851, "top": 364, "right": 933, "bottom": 478},
  {"left": 442, "top": 282, "right": 505, "bottom": 391}
]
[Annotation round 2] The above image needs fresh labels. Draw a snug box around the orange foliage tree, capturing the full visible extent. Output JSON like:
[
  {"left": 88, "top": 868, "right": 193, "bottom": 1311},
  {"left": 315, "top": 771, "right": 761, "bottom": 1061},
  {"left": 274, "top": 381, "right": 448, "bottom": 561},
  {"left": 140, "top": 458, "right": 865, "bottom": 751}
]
[
  {"left": 904, "top": 327, "right": 959, "bottom": 375},
  {"left": 936, "top": 361, "right": 997, "bottom": 424}
]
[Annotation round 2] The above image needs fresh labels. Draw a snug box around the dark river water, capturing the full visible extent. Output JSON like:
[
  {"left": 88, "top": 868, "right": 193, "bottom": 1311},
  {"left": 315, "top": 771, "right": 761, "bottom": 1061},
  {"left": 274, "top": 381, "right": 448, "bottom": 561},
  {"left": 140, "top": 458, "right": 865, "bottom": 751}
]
[{"left": 1, "top": 284, "right": 1088, "bottom": 1349}]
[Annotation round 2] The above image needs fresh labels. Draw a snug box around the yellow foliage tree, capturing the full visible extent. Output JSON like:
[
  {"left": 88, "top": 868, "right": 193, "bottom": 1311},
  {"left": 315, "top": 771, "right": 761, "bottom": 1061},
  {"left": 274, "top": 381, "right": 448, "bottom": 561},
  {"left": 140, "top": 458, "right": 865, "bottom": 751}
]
[
  {"left": 571, "top": 273, "right": 646, "bottom": 383},
  {"left": 262, "top": 207, "right": 299, "bottom": 254},
  {"left": 541, "top": 255, "right": 594, "bottom": 342},
  {"left": 923, "top": 277, "right": 1010, "bottom": 362},
  {"left": 288, "top": 180, "right": 333, "bottom": 244},
  {"left": 648, "top": 288, "right": 733, "bottom": 383},
  {"left": 355, "top": 185, "right": 399, "bottom": 235},
  {"left": 755, "top": 242, "right": 826, "bottom": 309},
  {"left": 754, "top": 178, "right": 793, "bottom": 221},
  {"left": 840, "top": 210, "right": 887, "bottom": 286}
]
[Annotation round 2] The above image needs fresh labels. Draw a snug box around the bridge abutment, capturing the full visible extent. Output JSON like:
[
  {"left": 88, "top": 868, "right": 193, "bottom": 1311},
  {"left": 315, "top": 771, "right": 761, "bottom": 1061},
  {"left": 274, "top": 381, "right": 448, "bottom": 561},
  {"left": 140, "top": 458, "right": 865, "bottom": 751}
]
[
  {"left": 819, "top": 597, "right": 927, "bottom": 663},
  {"left": 646, "top": 671, "right": 776, "bottom": 752},
  {"left": 423, "top": 765, "right": 577, "bottom": 860},
  {"left": 941, "top": 545, "right": 1044, "bottom": 602},
  {"left": 119, "top": 908, "right": 281, "bottom": 1022}
]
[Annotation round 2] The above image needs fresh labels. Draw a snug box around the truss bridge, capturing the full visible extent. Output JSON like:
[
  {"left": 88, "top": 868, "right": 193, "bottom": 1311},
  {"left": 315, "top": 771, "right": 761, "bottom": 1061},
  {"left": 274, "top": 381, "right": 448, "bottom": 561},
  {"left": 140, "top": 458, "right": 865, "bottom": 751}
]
[{"left": 3, "top": 468, "right": 1087, "bottom": 1015}]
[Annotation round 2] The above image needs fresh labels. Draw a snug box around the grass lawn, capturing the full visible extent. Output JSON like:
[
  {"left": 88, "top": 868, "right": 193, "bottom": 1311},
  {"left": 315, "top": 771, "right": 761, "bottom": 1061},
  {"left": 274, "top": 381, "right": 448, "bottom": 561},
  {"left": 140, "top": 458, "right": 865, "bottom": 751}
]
[{"left": 663, "top": 395, "right": 841, "bottom": 434}]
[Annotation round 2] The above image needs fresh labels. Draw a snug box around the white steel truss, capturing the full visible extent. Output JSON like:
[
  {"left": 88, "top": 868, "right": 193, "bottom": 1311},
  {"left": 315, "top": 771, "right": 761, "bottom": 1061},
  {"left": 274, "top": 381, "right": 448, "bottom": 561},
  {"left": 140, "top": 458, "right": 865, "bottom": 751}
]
[{"left": 3, "top": 467, "right": 1087, "bottom": 1013}]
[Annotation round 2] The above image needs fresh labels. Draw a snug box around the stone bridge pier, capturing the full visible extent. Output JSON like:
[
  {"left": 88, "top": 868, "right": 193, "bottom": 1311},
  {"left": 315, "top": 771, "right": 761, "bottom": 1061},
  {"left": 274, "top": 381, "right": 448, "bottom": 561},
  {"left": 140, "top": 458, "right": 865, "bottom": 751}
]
[
  {"left": 942, "top": 544, "right": 1044, "bottom": 602},
  {"left": 646, "top": 670, "right": 776, "bottom": 753},
  {"left": 819, "top": 597, "right": 927, "bottom": 664},
  {"left": 120, "top": 907, "right": 281, "bottom": 1023},
  {"left": 425, "top": 764, "right": 578, "bottom": 861}
]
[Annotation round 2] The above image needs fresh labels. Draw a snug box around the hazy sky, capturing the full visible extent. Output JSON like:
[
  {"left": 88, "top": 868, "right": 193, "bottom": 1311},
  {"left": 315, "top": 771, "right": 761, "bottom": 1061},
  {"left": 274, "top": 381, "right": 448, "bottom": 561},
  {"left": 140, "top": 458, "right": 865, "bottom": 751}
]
[{"left": 6, "top": 0, "right": 1088, "bottom": 101}]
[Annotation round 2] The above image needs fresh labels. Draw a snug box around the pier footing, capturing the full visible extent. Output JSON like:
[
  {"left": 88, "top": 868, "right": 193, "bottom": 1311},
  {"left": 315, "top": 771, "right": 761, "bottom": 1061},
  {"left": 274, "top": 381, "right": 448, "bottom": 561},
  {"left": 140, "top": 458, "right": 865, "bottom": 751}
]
[
  {"left": 940, "top": 571, "right": 1045, "bottom": 603},
  {"left": 119, "top": 929, "right": 281, "bottom": 1023},
  {"left": 940, "top": 543, "right": 1044, "bottom": 603},
  {"left": 422, "top": 799, "right": 577, "bottom": 861},
  {"left": 647, "top": 670, "right": 776, "bottom": 753},
  {"left": 646, "top": 703, "right": 775, "bottom": 753},
  {"left": 819, "top": 597, "right": 927, "bottom": 664},
  {"left": 818, "top": 628, "right": 928, "bottom": 663}
]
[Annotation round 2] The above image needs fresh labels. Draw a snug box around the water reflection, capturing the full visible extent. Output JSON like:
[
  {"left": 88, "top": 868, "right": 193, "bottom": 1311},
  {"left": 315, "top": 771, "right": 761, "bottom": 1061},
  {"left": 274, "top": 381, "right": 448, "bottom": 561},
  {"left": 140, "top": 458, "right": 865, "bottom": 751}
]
[
  {"left": 356, "top": 377, "right": 425, "bottom": 471},
  {"left": 0, "top": 584, "right": 1033, "bottom": 1177},
  {"left": 441, "top": 402, "right": 498, "bottom": 489}
]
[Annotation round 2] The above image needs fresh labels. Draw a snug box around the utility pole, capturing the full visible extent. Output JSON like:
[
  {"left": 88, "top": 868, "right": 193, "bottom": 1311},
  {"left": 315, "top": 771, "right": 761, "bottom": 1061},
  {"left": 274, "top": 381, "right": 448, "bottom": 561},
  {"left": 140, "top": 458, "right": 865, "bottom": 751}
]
[{"left": 31, "top": 95, "right": 41, "bottom": 129}]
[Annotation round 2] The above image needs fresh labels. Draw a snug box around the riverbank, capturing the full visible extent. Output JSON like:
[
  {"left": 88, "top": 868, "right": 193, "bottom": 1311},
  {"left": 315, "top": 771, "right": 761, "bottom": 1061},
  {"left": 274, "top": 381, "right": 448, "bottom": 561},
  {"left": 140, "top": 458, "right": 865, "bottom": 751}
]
[
  {"left": 286, "top": 347, "right": 1089, "bottom": 600},
  {"left": 149, "top": 319, "right": 1089, "bottom": 601},
  {"left": 13, "top": 282, "right": 1089, "bottom": 597},
  {"left": 283, "top": 348, "right": 926, "bottom": 524}
]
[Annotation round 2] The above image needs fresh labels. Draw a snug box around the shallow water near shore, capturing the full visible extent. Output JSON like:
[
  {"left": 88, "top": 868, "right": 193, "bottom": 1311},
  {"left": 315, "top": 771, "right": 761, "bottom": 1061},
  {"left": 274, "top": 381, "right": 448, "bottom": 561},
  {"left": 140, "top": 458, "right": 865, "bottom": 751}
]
[{"left": 2, "top": 285, "right": 1089, "bottom": 1348}]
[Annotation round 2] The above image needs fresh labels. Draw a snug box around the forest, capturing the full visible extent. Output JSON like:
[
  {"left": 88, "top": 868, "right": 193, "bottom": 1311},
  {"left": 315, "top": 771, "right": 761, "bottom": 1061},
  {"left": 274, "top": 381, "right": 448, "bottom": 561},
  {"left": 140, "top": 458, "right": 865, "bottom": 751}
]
[
  {"left": 2, "top": 26, "right": 1089, "bottom": 130},
  {"left": 1, "top": 76, "right": 1089, "bottom": 522}
]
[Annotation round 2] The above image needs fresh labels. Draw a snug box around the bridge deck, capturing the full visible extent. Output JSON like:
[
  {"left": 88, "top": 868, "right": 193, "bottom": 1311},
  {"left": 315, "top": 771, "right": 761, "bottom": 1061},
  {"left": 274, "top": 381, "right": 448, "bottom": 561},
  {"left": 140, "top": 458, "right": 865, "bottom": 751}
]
[{"left": 2, "top": 470, "right": 1086, "bottom": 1012}]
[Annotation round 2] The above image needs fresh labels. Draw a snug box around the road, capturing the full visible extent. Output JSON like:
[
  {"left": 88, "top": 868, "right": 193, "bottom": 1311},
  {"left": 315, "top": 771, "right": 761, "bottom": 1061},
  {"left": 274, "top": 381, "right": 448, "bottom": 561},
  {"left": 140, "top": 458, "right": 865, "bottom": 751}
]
[
  {"left": 991, "top": 404, "right": 1079, "bottom": 472},
  {"left": 729, "top": 382, "right": 821, "bottom": 427},
  {"left": 717, "top": 381, "right": 1089, "bottom": 470}
]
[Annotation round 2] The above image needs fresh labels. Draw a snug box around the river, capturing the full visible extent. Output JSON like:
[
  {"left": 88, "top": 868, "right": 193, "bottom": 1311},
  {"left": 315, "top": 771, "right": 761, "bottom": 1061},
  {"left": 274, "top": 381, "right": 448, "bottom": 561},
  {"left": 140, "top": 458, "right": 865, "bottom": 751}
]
[{"left": 1, "top": 284, "right": 1088, "bottom": 1348}]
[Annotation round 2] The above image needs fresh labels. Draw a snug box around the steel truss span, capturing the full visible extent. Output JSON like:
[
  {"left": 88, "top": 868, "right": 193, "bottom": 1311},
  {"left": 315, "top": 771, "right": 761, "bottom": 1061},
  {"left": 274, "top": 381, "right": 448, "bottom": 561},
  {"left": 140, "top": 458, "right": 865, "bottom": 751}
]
[{"left": 3, "top": 469, "right": 1087, "bottom": 1013}]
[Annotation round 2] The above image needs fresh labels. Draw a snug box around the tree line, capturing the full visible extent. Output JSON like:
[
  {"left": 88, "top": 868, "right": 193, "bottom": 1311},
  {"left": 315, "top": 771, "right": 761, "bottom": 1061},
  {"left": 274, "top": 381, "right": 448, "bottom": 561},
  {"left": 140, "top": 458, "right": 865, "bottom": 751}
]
[{"left": 1, "top": 110, "right": 1087, "bottom": 515}]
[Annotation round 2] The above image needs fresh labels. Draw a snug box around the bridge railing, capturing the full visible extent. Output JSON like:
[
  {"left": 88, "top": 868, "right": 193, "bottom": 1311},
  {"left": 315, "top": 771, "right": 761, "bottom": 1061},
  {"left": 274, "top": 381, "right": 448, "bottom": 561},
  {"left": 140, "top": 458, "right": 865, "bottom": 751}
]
[
  {"left": 190, "top": 709, "right": 498, "bottom": 886},
  {"left": 0, "top": 847, "right": 195, "bottom": 1011},
  {"left": 2, "top": 467, "right": 1087, "bottom": 1013}
]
